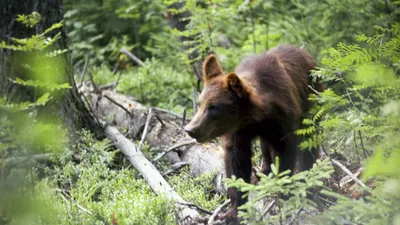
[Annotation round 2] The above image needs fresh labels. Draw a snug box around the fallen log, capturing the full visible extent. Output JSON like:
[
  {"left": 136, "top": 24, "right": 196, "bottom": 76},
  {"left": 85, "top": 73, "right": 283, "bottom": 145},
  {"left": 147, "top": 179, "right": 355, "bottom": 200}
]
[{"left": 80, "top": 85, "right": 226, "bottom": 194}]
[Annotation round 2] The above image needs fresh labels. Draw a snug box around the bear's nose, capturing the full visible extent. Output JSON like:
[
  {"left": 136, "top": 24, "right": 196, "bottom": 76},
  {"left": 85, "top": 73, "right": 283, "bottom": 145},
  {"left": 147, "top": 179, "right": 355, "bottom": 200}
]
[{"left": 184, "top": 128, "right": 196, "bottom": 138}]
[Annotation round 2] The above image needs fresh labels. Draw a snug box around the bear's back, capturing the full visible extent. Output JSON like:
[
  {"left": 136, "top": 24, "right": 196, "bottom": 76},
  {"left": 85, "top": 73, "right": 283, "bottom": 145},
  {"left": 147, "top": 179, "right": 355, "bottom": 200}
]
[
  {"left": 234, "top": 45, "right": 316, "bottom": 118},
  {"left": 234, "top": 51, "right": 294, "bottom": 94},
  {"left": 235, "top": 45, "right": 315, "bottom": 91},
  {"left": 268, "top": 45, "right": 317, "bottom": 113},
  {"left": 267, "top": 45, "right": 317, "bottom": 101}
]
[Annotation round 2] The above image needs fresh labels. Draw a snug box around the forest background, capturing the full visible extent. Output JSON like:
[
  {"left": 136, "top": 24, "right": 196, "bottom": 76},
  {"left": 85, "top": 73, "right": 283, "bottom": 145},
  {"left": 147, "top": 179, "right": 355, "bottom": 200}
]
[{"left": 1, "top": 0, "right": 400, "bottom": 224}]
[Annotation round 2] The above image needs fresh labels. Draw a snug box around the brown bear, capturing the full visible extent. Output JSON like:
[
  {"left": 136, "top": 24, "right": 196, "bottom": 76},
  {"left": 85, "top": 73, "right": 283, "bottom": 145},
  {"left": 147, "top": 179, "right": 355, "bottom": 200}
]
[{"left": 184, "top": 44, "right": 323, "bottom": 222}]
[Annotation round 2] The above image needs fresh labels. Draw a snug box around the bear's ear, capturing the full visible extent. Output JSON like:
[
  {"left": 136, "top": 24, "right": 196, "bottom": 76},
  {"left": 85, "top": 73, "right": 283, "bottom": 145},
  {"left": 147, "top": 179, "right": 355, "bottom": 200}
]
[
  {"left": 225, "top": 72, "right": 248, "bottom": 98},
  {"left": 203, "top": 54, "right": 223, "bottom": 80}
]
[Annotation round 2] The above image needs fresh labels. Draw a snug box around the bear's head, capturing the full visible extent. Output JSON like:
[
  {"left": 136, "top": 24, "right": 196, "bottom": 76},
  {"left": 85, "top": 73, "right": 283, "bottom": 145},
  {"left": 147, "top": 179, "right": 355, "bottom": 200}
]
[{"left": 184, "top": 54, "right": 260, "bottom": 143}]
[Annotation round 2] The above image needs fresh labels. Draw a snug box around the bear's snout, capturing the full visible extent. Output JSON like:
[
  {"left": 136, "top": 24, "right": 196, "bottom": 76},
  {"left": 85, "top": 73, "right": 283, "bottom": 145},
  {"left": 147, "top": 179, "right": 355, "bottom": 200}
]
[
  {"left": 184, "top": 127, "right": 196, "bottom": 138},
  {"left": 184, "top": 124, "right": 204, "bottom": 142}
]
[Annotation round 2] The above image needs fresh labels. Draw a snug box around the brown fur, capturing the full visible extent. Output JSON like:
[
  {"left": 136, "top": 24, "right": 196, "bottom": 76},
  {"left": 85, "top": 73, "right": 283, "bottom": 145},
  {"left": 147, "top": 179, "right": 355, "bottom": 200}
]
[{"left": 184, "top": 45, "right": 324, "bottom": 223}]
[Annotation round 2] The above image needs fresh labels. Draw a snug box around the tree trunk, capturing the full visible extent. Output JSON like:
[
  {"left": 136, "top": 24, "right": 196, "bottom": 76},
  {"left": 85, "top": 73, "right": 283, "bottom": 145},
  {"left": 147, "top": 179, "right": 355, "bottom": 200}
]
[{"left": 0, "top": 0, "right": 101, "bottom": 136}]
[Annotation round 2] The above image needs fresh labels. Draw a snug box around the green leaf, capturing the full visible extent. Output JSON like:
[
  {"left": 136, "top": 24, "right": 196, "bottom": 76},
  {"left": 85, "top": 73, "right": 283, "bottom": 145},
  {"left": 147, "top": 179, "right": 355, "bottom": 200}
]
[{"left": 35, "top": 93, "right": 51, "bottom": 106}]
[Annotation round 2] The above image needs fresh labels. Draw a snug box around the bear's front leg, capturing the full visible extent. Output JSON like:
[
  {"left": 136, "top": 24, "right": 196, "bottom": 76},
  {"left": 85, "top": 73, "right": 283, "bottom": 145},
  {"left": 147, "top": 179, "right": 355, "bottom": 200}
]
[{"left": 221, "top": 131, "right": 253, "bottom": 224}]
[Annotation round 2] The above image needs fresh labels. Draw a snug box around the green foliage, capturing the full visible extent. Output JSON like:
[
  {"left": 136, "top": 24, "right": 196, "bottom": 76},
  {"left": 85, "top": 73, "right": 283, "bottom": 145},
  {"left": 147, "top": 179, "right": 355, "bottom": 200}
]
[
  {"left": 14, "top": 77, "right": 71, "bottom": 92},
  {"left": 312, "top": 184, "right": 400, "bottom": 225},
  {"left": 92, "top": 58, "right": 195, "bottom": 112},
  {"left": 64, "top": 0, "right": 166, "bottom": 67},
  {"left": 16, "top": 12, "right": 42, "bottom": 27},
  {"left": 1, "top": 129, "right": 226, "bottom": 225},
  {"left": 297, "top": 23, "right": 400, "bottom": 155},
  {"left": 165, "top": 0, "right": 239, "bottom": 61},
  {"left": 0, "top": 174, "right": 65, "bottom": 225},
  {"left": 0, "top": 12, "right": 72, "bottom": 224},
  {"left": 0, "top": 21, "right": 63, "bottom": 53},
  {"left": 1, "top": 130, "right": 178, "bottom": 225},
  {"left": 294, "top": 23, "right": 400, "bottom": 224},
  {"left": 226, "top": 158, "right": 334, "bottom": 224},
  {"left": 162, "top": 0, "right": 280, "bottom": 71},
  {"left": 50, "top": 130, "right": 177, "bottom": 225},
  {"left": 312, "top": 136, "right": 400, "bottom": 224},
  {"left": 266, "top": 0, "right": 398, "bottom": 58},
  {"left": 169, "top": 168, "right": 224, "bottom": 211},
  {"left": 0, "top": 13, "right": 70, "bottom": 153},
  {"left": 364, "top": 135, "right": 400, "bottom": 179}
]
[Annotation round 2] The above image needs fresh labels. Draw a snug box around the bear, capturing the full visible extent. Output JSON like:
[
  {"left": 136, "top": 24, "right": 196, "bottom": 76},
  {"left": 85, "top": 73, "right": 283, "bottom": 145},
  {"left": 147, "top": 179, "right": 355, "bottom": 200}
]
[{"left": 184, "top": 44, "right": 324, "bottom": 222}]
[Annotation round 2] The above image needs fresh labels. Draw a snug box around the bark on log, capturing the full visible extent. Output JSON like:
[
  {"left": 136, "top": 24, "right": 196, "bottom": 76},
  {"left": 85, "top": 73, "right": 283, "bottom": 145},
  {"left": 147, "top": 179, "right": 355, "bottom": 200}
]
[{"left": 80, "top": 85, "right": 226, "bottom": 194}]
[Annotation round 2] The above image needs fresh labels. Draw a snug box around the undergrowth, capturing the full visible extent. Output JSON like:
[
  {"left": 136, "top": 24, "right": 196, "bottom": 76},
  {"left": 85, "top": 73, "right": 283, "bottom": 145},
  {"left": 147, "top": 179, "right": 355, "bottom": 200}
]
[
  {"left": 91, "top": 58, "right": 195, "bottom": 113},
  {"left": 1, "top": 129, "right": 223, "bottom": 225}
]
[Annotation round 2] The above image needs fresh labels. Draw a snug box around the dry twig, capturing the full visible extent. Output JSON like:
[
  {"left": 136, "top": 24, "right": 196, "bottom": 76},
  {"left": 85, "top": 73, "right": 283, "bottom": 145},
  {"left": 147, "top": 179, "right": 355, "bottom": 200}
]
[
  {"left": 103, "top": 95, "right": 133, "bottom": 118},
  {"left": 176, "top": 202, "right": 212, "bottom": 215},
  {"left": 207, "top": 200, "right": 231, "bottom": 225},
  {"left": 162, "top": 162, "right": 190, "bottom": 176},
  {"left": 353, "top": 130, "right": 361, "bottom": 163},
  {"left": 182, "top": 108, "right": 187, "bottom": 127},
  {"left": 98, "top": 72, "right": 123, "bottom": 90},
  {"left": 88, "top": 72, "right": 99, "bottom": 92},
  {"left": 0, "top": 153, "right": 55, "bottom": 166},
  {"left": 153, "top": 107, "right": 192, "bottom": 121},
  {"left": 120, "top": 48, "right": 144, "bottom": 66},
  {"left": 58, "top": 189, "right": 93, "bottom": 215},
  {"left": 138, "top": 108, "right": 153, "bottom": 150},
  {"left": 260, "top": 199, "right": 276, "bottom": 219},
  {"left": 79, "top": 54, "right": 89, "bottom": 86},
  {"left": 192, "top": 87, "right": 197, "bottom": 114},
  {"left": 284, "top": 208, "right": 303, "bottom": 225},
  {"left": 340, "top": 167, "right": 364, "bottom": 188},
  {"left": 321, "top": 145, "right": 342, "bottom": 193},
  {"left": 331, "top": 159, "right": 370, "bottom": 190},
  {"left": 152, "top": 140, "right": 196, "bottom": 163},
  {"left": 358, "top": 130, "right": 368, "bottom": 160}
]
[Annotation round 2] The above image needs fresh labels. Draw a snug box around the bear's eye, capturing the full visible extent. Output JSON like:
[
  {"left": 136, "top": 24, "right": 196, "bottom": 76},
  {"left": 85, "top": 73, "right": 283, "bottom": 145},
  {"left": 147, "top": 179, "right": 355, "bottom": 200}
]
[{"left": 207, "top": 104, "right": 222, "bottom": 117}]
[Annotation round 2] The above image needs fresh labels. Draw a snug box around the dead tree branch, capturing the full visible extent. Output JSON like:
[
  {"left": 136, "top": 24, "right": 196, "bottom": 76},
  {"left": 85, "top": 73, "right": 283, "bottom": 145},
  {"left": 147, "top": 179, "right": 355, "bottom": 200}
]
[
  {"left": 103, "top": 123, "right": 201, "bottom": 222},
  {"left": 260, "top": 200, "right": 276, "bottom": 219},
  {"left": 162, "top": 162, "right": 190, "bottom": 176},
  {"left": 153, "top": 140, "right": 196, "bottom": 163},
  {"left": 331, "top": 159, "right": 370, "bottom": 190},
  {"left": 58, "top": 189, "right": 93, "bottom": 215},
  {"left": 138, "top": 108, "right": 153, "bottom": 150},
  {"left": 176, "top": 202, "right": 213, "bottom": 215},
  {"left": 153, "top": 107, "right": 191, "bottom": 121},
  {"left": 98, "top": 71, "right": 123, "bottom": 91},
  {"left": 0, "top": 153, "right": 55, "bottom": 167},
  {"left": 120, "top": 48, "right": 144, "bottom": 66},
  {"left": 207, "top": 200, "right": 231, "bottom": 225},
  {"left": 358, "top": 130, "right": 368, "bottom": 160},
  {"left": 78, "top": 54, "right": 89, "bottom": 87},
  {"left": 192, "top": 87, "right": 198, "bottom": 114},
  {"left": 103, "top": 95, "right": 132, "bottom": 118},
  {"left": 88, "top": 72, "right": 101, "bottom": 96}
]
